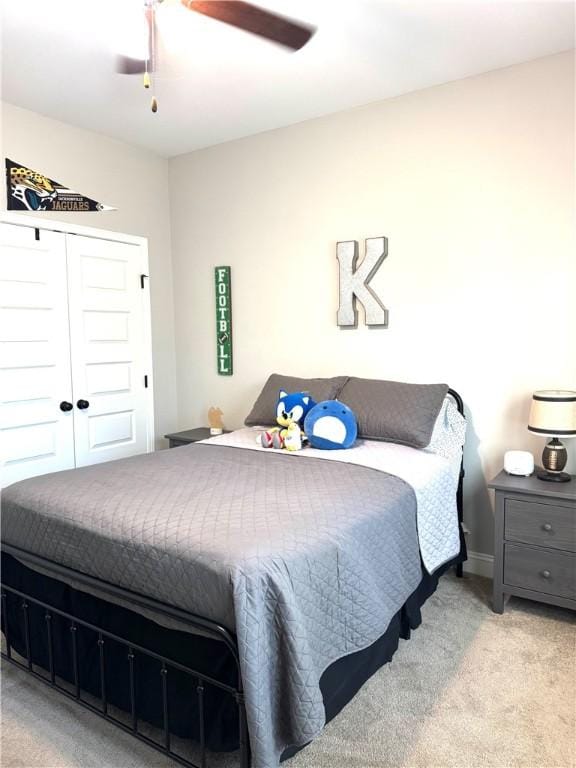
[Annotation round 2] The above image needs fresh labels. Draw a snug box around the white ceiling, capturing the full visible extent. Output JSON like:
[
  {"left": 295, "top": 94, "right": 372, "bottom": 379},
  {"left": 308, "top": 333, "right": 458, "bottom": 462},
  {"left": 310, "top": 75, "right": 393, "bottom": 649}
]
[{"left": 1, "top": 0, "right": 574, "bottom": 158}]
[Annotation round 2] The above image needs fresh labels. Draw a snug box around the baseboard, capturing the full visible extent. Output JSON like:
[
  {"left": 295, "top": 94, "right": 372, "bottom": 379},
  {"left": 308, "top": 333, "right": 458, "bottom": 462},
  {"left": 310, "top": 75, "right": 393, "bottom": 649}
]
[{"left": 463, "top": 550, "right": 494, "bottom": 579}]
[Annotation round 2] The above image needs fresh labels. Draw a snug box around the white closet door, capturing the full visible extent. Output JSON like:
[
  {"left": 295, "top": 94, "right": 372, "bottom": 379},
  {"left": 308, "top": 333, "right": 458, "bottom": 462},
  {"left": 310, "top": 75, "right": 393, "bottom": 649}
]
[
  {"left": 0, "top": 223, "right": 75, "bottom": 486},
  {"left": 66, "top": 234, "right": 151, "bottom": 466}
]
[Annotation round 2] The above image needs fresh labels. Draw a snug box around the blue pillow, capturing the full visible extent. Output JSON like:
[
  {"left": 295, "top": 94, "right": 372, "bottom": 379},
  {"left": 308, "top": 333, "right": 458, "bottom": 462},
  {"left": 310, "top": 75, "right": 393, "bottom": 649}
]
[{"left": 304, "top": 400, "right": 357, "bottom": 450}]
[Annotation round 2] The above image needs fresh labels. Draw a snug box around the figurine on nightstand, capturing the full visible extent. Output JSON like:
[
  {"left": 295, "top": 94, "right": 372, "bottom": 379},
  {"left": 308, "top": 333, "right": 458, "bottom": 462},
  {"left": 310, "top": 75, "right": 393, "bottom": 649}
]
[{"left": 208, "top": 406, "right": 224, "bottom": 435}]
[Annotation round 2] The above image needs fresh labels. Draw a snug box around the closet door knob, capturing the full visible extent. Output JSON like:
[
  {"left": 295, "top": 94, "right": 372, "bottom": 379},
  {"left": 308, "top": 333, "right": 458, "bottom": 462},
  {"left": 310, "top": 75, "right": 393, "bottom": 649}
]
[
  {"left": 542, "top": 523, "right": 552, "bottom": 532},
  {"left": 59, "top": 401, "right": 73, "bottom": 412},
  {"left": 541, "top": 569, "right": 551, "bottom": 579},
  {"left": 76, "top": 399, "right": 90, "bottom": 410}
]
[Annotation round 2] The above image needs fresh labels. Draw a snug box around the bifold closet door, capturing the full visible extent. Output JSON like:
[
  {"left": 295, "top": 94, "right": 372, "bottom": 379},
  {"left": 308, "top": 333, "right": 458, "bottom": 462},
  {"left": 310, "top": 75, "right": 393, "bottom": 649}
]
[
  {"left": 0, "top": 223, "right": 75, "bottom": 486},
  {"left": 66, "top": 234, "right": 150, "bottom": 466}
]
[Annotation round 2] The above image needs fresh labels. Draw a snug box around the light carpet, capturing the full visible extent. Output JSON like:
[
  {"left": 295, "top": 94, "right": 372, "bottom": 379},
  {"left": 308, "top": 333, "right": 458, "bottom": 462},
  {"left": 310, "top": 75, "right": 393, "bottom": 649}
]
[{"left": 1, "top": 574, "right": 574, "bottom": 768}]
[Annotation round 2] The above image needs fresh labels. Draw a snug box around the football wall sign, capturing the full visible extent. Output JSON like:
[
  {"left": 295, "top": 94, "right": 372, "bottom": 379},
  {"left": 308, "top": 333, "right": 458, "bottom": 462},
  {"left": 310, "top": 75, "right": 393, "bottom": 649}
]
[
  {"left": 215, "top": 266, "right": 233, "bottom": 375},
  {"left": 336, "top": 236, "right": 388, "bottom": 327},
  {"left": 5, "top": 159, "right": 115, "bottom": 212}
]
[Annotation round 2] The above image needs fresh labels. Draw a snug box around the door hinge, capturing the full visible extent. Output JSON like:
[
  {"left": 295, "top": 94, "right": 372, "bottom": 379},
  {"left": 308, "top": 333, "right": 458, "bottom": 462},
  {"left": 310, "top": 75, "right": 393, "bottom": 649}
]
[
  {"left": 140, "top": 274, "right": 148, "bottom": 289},
  {"left": 144, "top": 375, "right": 149, "bottom": 388}
]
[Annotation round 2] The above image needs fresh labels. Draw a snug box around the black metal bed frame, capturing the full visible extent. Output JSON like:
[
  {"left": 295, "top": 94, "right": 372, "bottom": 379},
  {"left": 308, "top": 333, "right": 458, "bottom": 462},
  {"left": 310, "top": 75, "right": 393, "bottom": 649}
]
[
  {"left": 1, "top": 544, "right": 250, "bottom": 768},
  {"left": 1, "top": 388, "right": 466, "bottom": 768}
]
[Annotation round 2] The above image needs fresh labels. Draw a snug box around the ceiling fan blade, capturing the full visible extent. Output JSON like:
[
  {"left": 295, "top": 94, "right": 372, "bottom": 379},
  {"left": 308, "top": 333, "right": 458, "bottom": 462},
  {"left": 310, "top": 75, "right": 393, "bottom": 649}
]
[
  {"left": 116, "top": 3, "right": 158, "bottom": 75},
  {"left": 182, "top": 1, "right": 315, "bottom": 51}
]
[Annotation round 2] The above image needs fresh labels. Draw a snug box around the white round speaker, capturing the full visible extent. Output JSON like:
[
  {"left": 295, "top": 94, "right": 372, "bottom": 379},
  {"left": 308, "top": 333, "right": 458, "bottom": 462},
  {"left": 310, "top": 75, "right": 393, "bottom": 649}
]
[{"left": 504, "top": 450, "right": 534, "bottom": 476}]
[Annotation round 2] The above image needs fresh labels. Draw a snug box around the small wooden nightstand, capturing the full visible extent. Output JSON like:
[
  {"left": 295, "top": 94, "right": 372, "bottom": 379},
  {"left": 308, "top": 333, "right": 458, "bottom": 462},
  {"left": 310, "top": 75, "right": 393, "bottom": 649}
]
[
  {"left": 164, "top": 428, "right": 229, "bottom": 448},
  {"left": 488, "top": 470, "right": 575, "bottom": 613}
]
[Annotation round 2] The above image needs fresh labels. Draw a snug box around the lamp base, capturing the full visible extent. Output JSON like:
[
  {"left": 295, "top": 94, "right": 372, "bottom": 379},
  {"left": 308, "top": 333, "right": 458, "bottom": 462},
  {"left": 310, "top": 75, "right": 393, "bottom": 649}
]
[{"left": 536, "top": 469, "right": 572, "bottom": 483}]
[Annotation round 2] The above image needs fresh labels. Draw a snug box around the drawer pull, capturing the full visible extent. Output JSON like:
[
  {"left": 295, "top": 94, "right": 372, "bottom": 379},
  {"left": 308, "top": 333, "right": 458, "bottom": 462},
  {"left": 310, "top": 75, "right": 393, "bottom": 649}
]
[
  {"left": 542, "top": 523, "right": 553, "bottom": 532},
  {"left": 541, "top": 569, "right": 551, "bottom": 579}
]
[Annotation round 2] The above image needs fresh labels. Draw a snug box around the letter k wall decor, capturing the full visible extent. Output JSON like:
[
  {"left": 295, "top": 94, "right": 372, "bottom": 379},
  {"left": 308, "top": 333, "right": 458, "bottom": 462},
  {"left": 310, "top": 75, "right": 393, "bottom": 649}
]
[{"left": 336, "top": 237, "right": 388, "bottom": 328}]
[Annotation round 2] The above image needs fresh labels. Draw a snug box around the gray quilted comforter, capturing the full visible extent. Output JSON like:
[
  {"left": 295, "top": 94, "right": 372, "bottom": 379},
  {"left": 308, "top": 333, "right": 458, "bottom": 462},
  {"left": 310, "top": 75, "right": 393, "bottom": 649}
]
[{"left": 1, "top": 444, "right": 422, "bottom": 767}]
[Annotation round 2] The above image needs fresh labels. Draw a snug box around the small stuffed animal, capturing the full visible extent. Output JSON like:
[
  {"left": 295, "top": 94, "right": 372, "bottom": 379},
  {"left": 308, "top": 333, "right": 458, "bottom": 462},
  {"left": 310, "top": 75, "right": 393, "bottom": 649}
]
[
  {"left": 259, "top": 390, "right": 315, "bottom": 450},
  {"left": 283, "top": 421, "right": 303, "bottom": 452},
  {"left": 304, "top": 400, "right": 357, "bottom": 450}
]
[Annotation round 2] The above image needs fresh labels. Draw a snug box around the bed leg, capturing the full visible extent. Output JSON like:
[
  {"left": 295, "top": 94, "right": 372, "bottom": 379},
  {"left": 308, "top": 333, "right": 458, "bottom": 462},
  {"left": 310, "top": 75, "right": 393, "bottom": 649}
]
[
  {"left": 238, "top": 693, "right": 250, "bottom": 768},
  {"left": 456, "top": 562, "right": 463, "bottom": 578}
]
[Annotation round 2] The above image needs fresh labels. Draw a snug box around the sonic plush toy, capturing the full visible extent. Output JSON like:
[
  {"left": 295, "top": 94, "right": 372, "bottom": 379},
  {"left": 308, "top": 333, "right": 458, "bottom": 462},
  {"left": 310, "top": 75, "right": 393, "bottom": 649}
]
[
  {"left": 260, "top": 390, "right": 316, "bottom": 450},
  {"left": 304, "top": 400, "right": 357, "bottom": 450}
]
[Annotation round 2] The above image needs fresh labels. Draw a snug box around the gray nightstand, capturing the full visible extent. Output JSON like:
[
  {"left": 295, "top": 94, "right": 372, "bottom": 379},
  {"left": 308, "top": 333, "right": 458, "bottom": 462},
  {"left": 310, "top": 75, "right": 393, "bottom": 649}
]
[
  {"left": 488, "top": 470, "right": 575, "bottom": 613},
  {"left": 164, "top": 428, "right": 229, "bottom": 448}
]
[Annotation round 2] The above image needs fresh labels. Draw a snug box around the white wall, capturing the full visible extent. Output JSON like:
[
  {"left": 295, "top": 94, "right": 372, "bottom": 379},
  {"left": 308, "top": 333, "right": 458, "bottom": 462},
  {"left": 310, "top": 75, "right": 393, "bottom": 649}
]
[
  {"left": 0, "top": 103, "right": 178, "bottom": 446},
  {"left": 169, "top": 52, "right": 575, "bottom": 556}
]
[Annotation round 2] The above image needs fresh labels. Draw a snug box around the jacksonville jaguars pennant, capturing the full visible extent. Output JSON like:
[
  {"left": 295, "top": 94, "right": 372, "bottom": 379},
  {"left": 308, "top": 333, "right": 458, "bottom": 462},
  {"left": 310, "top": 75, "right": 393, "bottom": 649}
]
[{"left": 5, "top": 159, "right": 115, "bottom": 212}]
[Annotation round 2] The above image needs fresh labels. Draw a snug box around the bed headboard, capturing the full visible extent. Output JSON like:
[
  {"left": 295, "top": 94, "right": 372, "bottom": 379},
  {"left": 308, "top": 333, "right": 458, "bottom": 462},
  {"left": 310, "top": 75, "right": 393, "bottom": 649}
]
[{"left": 447, "top": 388, "right": 465, "bottom": 576}]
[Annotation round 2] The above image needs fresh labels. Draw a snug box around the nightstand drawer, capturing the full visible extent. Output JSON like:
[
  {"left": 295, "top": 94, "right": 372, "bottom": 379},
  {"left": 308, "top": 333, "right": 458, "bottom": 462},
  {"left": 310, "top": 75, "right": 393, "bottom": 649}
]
[
  {"left": 504, "top": 543, "right": 576, "bottom": 600},
  {"left": 505, "top": 499, "right": 576, "bottom": 553}
]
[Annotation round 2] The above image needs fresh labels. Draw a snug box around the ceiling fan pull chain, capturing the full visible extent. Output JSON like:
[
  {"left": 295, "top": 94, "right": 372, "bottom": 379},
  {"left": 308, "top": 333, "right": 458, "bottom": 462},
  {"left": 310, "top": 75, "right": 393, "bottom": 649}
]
[{"left": 149, "top": 3, "right": 158, "bottom": 112}]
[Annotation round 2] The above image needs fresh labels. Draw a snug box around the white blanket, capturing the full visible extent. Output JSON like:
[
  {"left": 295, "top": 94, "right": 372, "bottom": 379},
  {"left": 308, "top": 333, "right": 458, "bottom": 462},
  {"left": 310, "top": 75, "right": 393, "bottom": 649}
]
[{"left": 202, "top": 428, "right": 462, "bottom": 573}]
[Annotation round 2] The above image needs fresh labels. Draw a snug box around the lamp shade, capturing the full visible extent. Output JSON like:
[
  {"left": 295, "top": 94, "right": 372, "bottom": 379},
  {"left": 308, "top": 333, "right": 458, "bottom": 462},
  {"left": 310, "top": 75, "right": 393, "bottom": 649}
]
[{"left": 527, "top": 390, "right": 576, "bottom": 438}]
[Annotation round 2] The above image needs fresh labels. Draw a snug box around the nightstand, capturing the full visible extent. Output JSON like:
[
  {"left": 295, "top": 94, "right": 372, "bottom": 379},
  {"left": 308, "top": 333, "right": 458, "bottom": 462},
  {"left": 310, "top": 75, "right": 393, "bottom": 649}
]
[
  {"left": 488, "top": 470, "right": 575, "bottom": 613},
  {"left": 164, "top": 428, "right": 229, "bottom": 448}
]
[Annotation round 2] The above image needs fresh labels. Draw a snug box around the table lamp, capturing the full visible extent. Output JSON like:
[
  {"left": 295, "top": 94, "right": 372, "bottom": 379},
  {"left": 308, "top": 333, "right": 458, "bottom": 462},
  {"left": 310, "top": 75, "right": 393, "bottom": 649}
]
[{"left": 527, "top": 390, "right": 576, "bottom": 482}]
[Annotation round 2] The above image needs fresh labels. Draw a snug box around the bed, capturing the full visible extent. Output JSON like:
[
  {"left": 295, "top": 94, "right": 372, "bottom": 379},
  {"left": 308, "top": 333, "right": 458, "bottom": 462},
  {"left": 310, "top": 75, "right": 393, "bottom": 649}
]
[{"left": 1, "top": 377, "right": 466, "bottom": 768}]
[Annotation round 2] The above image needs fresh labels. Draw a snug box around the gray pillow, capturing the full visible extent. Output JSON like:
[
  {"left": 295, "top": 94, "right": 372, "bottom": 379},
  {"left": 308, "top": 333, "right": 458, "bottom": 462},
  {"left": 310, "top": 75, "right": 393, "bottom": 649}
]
[
  {"left": 245, "top": 374, "right": 349, "bottom": 427},
  {"left": 338, "top": 377, "right": 449, "bottom": 448}
]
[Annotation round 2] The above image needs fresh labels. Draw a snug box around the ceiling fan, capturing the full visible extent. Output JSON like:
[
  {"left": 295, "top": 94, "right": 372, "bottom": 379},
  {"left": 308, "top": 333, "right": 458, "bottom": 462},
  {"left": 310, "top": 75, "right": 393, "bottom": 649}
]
[{"left": 117, "top": 0, "right": 317, "bottom": 113}]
